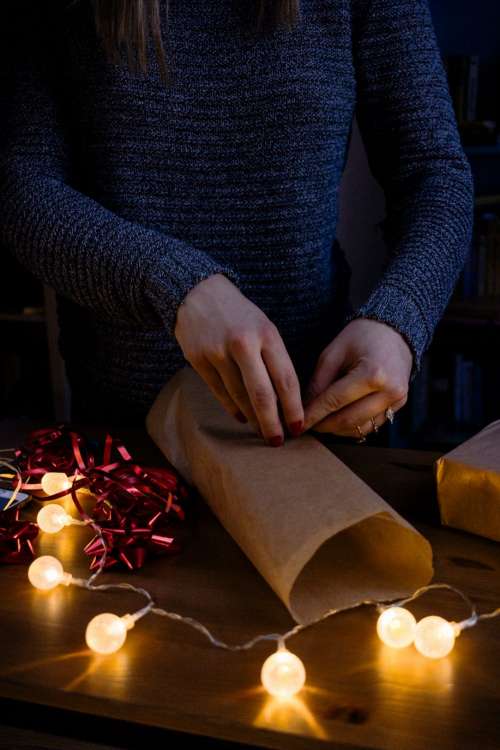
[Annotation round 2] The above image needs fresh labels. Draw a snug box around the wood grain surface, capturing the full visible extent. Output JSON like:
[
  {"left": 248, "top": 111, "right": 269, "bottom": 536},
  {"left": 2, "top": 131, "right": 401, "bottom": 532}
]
[{"left": 0, "top": 423, "right": 499, "bottom": 750}]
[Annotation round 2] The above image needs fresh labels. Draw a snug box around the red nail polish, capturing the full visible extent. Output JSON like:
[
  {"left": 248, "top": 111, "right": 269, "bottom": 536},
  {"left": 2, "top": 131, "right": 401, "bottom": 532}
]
[
  {"left": 289, "top": 420, "right": 304, "bottom": 437},
  {"left": 268, "top": 435, "right": 284, "bottom": 447},
  {"left": 235, "top": 410, "right": 248, "bottom": 423}
]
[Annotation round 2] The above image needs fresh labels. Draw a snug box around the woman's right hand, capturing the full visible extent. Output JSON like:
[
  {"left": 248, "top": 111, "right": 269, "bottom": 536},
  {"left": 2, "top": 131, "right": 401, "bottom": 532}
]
[{"left": 173, "top": 273, "right": 304, "bottom": 445}]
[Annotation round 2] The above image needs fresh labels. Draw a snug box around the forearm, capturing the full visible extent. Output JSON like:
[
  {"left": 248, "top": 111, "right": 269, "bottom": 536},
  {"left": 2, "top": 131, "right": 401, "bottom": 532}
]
[{"left": 0, "top": 161, "right": 241, "bottom": 336}]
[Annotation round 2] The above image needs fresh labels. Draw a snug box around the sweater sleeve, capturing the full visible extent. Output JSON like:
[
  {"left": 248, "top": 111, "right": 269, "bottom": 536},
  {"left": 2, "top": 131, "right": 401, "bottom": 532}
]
[
  {"left": 348, "top": 0, "right": 475, "bottom": 371},
  {"left": 0, "top": 6, "right": 241, "bottom": 338}
]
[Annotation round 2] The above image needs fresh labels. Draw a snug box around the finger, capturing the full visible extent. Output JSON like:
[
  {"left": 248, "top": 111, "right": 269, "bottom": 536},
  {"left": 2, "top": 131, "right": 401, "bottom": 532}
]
[
  {"left": 261, "top": 337, "right": 304, "bottom": 436},
  {"left": 313, "top": 394, "right": 408, "bottom": 436},
  {"left": 303, "top": 338, "right": 347, "bottom": 406},
  {"left": 357, "top": 395, "right": 408, "bottom": 437},
  {"left": 303, "top": 366, "right": 376, "bottom": 431},
  {"left": 193, "top": 359, "right": 250, "bottom": 423},
  {"left": 233, "top": 347, "right": 284, "bottom": 443},
  {"left": 211, "top": 356, "right": 259, "bottom": 427},
  {"left": 311, "top": 390, "right": 396, "bottom": 436}
]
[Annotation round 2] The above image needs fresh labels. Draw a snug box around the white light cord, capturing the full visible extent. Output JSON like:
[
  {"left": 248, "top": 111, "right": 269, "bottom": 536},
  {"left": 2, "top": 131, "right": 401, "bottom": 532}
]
[{"left": 151, "top": 606, "right": 284, "bottom": 650}]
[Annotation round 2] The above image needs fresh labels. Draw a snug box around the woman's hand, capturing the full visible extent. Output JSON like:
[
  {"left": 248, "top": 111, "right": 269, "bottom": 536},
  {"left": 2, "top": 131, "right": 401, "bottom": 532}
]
[
  {"left": 302, "top": 318, "right": 413, "bottom": 437},
  {"left": 174, "top": 273, "right": 304, "bottom": 445}
]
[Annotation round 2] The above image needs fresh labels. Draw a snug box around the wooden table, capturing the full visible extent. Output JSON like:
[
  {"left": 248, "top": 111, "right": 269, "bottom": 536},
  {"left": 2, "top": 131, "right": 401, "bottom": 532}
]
[{"left": 1, "top": 425, "right": 499, "bottom": 750}]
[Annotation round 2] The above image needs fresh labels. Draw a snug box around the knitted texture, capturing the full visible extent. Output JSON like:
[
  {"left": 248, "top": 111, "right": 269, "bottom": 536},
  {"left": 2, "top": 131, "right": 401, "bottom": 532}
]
[{"left": 0, "top": 0, "right": 474, "bottom": 420}]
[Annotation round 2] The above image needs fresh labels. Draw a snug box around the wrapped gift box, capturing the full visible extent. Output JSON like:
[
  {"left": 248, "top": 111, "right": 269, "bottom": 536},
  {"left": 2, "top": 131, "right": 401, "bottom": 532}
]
[{"left": 435, "top": 419, "right": 500, "bottom": 542}]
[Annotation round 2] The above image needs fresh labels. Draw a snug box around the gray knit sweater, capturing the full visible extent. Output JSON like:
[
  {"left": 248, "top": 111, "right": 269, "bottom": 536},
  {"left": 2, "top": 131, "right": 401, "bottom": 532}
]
[{"left": 1, "top": 0, "right": 474, "bottom": 421}]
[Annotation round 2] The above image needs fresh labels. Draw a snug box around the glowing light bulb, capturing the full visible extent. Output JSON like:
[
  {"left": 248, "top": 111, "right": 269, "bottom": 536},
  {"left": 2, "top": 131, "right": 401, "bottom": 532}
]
[
  {"left": 28, "top": 555, "right": 72, "bottom": 590},
  {"left": 414, "top": 616, "right": 457, "bottom": 659},
  {"left": 261, "top": 647, "right": 306, "bottom": 699},
  {"left": 377, "top": 606, "right": 417, "bottom": 649},
  {"left": 37, "top": 504, "right": 73, "bottom": 533},
  {"left": 41, "top": 472, "right": 71, "bottom": 496},
  {"left": 85, "top": 612, "right": 135, "bottom": 655}
]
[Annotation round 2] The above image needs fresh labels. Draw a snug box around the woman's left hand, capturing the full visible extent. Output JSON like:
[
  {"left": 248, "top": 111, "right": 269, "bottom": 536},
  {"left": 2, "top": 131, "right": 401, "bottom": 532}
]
[{"left": 302, "top": 318, "right": 413, "bottom": 437}]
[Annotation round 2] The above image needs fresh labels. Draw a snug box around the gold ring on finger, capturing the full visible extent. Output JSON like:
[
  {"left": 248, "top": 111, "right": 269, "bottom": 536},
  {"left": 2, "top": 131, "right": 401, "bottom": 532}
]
[
  {"left": 355, "top": 424, "right": 366, "bottom": 444},
  {"left": 370, "top": 416, "right": 379, "bottom": 433}
]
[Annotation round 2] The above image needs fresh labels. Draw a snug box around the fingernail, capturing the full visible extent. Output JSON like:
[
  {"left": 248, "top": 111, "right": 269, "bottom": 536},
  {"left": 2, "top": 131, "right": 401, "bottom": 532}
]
[
  {"left": 268, "top": 435, "right": 284, "bottom": 447},
  {"left": 235, "top": 410, "right": 248, "bottom": 423},
  {"left": 289, "top": 420, "right": 304, "bottom": 437}
]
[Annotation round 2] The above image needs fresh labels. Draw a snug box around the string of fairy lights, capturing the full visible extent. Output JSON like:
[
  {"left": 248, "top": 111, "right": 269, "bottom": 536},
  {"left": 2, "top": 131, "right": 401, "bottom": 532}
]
[{"left": 2, "top": 456, "right": 500, "bottom": 700}]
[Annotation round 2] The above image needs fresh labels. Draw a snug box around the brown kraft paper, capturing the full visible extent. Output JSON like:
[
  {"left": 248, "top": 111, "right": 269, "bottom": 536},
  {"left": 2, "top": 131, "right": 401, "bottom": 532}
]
[
  {"left": 435, "top": 419, "right": 500, "bottom": 542},
  {"left": 146, "top": 366, "right": 434, "bottom": 625}
]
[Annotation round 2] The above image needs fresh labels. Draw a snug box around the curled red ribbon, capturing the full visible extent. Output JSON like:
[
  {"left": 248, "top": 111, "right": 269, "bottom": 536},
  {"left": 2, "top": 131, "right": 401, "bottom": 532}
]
[
  {"left": 14, "top": 426, "right": 91, "bottom": 484},
  {"left": 11, "top": 425, "right": 192, "bottom": 570},
  {"left": 0, "top": 506, "right": 38, "bottom": 564}
]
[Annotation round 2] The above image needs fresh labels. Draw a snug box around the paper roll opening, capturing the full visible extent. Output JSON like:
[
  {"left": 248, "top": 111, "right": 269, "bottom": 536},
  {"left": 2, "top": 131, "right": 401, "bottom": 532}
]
[{"left": 290, "top": 513, "right": 432, "bottom": 624}]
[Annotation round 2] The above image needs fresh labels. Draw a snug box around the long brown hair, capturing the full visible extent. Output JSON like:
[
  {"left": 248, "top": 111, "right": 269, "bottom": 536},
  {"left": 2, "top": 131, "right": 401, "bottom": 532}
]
[{"left": 93, "top": 1, "right": 300, "bottom": 84}]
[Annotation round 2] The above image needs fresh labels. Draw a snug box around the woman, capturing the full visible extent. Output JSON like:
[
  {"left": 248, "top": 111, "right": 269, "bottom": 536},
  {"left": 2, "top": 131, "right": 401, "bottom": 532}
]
[{"left": 1, "top": 0, "right": 474, "bottom": 443}]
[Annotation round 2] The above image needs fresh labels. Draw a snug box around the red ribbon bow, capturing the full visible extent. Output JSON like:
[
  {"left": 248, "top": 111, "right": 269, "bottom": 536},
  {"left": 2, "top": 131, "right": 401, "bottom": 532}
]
[{"left": 82, "top": 462, "right": 189, "bottom": 571}]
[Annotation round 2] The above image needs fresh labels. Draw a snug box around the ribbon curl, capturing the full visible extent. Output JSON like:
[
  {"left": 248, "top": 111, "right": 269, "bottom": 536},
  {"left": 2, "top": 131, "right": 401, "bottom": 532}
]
[
  {"left": 0, "top": 506, "right": 38, "bottom": 564},
  {"left": 10, "top": 425, "right": 192, "bottom": 570},
  {"left": 14, "top": 426, "right": 91, "bottom": 487}
]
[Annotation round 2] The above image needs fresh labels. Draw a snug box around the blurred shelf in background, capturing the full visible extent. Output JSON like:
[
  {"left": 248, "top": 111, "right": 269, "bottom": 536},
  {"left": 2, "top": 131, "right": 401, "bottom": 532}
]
[
  {"left": 0, "top": 254, "right": 69, "bottom": 423},
  {"left": 389, "top": 0, "right": 500, "bottom": 451}
]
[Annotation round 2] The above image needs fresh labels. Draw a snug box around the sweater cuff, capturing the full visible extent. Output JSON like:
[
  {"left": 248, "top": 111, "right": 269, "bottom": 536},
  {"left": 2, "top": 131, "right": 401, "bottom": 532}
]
[
  {"left": 346, "top": 283, "right": 431, "bottom": 378},
  {"left": 144, "top": 246, "right": 241, "bottom": 338}
]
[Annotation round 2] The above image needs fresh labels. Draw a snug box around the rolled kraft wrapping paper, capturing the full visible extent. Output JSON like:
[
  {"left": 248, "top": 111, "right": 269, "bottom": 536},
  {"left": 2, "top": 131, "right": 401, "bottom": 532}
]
[
  {"left": 435, "top": 419, "right": 500, "bottom": 542},
  {"left": 146, "top": 367, "right": 433, "bottom": 625}
]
